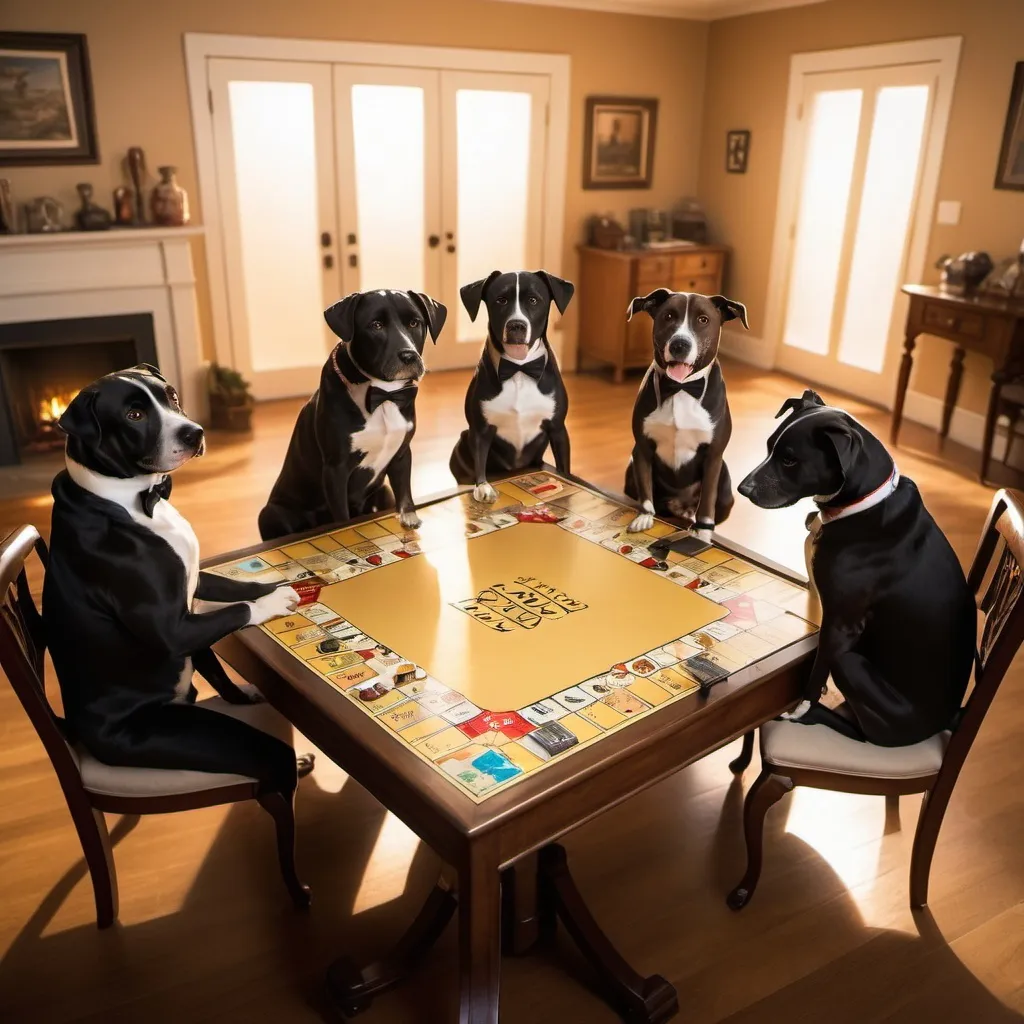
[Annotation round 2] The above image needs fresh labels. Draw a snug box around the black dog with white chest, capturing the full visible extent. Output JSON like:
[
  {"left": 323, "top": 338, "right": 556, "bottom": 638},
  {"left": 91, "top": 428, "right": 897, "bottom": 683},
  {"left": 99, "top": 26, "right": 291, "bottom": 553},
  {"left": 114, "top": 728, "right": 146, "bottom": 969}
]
[
  {"left": 449, "top": 270, "right": 573, "bottom": 503},
  {"left": 259, "top": 289, "right": 446, "bottom": 540},
  {"left": 45, "top": 365, "right": 304, "bottom": 790},
  {"left": 624, "top": 289, "right": 748, "bottom": 539},
  {"left": 738, "top": 390, "right": 976, "bottom": 746}
]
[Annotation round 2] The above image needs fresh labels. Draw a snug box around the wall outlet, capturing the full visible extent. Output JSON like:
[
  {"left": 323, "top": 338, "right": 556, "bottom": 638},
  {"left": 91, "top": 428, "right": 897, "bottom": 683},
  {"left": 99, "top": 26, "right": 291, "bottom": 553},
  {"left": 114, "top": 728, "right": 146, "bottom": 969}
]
[{"left": 936, "top": 200, "right": 961, "bottom": 225}]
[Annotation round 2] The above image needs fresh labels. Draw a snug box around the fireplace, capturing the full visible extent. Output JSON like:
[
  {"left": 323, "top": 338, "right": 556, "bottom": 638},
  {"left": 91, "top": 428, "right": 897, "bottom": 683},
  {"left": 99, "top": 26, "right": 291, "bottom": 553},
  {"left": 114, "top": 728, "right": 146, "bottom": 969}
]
[{"left": 0, "top": 314, "right": 158, "bottom": 466}]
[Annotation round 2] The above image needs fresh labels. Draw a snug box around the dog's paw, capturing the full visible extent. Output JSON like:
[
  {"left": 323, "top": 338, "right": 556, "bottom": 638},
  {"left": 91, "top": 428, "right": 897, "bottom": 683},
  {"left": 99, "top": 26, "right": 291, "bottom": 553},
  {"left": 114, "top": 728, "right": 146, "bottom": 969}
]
[
  {"left": 473, "top": 482, "right": 498, "bottom": 503},
  {"left": 693, "top": 526, "right": 713, "bottom": 542},
  {"left": 398, "top": 509, "right": 422, "bottom": 530},
  {"left": 248, "top": 585, "right": 300, "bottom": 626},
  {"left": 781, "top": 700, "right": 812, "bottom": 722},
  {"left": 235, "top": 682, "right": 266, "bottom": 704},
  {"left": 628, "top": 512, "right": 654, "bottom": 533}
]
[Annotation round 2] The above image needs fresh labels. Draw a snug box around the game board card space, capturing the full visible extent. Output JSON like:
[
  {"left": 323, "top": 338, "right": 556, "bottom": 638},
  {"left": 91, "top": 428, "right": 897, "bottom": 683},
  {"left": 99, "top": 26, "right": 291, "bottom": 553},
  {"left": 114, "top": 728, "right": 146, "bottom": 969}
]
[{"left": 311, "top": 524, "right": 729, "bottom": 712}]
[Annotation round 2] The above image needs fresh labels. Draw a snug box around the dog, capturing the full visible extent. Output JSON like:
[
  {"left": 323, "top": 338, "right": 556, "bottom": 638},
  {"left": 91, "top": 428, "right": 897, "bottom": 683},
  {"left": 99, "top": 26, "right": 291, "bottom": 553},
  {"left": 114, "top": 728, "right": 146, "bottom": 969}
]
[
  {"left": 623, "top": 289, "right": 748, "bottom": 539},
  {"left": 44, "top": 365, "right": 306, "bottom": 791},
  {"left": 448, "top": 270, "right": 574, "bottom": 502},
  {"left": 258, "top": 289, "right": 446, "bottom": 541},
  {"left": 737, "top": 390, "right": 976, "bottom": 746}
]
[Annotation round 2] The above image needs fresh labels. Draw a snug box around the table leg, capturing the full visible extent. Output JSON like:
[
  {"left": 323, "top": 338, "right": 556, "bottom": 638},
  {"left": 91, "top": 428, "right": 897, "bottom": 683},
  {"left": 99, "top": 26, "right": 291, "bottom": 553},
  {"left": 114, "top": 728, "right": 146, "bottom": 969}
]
[
  {"left": 538, "top": 844, "right": 679, "bottom": 1024},
  {"left": 459, "top": 839, "right": 502, "bottom": 1024},
  {"left": 940, "top": 346, "right": 966, "bottom": 447},
  {"left": 891, "top": 331, "right": 917, "bottom": 447},
  {"left": 502, "top": 851, "right": 542, "bottom": 955},
  {"left": 982, "top": 374, "right": 1007, "bottom": 484},
  {"left": 324, "top": 871, "right": 457, "bottom": 1018}
]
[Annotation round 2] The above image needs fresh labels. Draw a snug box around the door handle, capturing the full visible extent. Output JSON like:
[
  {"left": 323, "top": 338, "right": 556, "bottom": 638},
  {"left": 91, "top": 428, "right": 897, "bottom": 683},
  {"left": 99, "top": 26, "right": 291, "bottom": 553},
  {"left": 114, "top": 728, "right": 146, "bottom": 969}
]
[
  {"left": 347, "top": 233, "right": 357, "bottom": 245},
  {"left": 428, "top": 234, "right": 440, "bottom": 248},
  {"left": 321, "top": 231, "right": 332, "bottom": 248},
  {"left": 445, "top": 231, "right": 454, "bottom": 240},
  {"left": 348, "top": 253, "right": 358, "bottom": 268},
  {"left": 446, "top": 244, "right": 456, "bottom": 254},
  {"left": 323, "top": 253, "right": 334, "bottom": 269}
]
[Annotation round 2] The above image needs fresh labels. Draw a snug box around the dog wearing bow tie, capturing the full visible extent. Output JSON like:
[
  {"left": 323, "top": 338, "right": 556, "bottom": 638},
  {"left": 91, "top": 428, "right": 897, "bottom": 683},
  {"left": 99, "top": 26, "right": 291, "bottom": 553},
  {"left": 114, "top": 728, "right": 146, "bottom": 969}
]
[
  {"left": 258, "top": 289, "right": 447, "bottom": 541},
  {"left": 448, "top": 270, "right": 574, "bottom": 502},
  {"left": 45, "top": 364, "right": 307, "bottom": 791},
  {"left": 624, "top": 289, "right": 748, "bottom": 539}
]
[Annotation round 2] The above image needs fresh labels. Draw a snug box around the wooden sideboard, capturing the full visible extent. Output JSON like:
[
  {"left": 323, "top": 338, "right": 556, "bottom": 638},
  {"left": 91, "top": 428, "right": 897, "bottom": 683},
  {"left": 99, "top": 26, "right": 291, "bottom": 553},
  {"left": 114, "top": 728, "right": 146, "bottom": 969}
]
[{"left": 577, "top": 244, "right": 729, "bottom": 381}]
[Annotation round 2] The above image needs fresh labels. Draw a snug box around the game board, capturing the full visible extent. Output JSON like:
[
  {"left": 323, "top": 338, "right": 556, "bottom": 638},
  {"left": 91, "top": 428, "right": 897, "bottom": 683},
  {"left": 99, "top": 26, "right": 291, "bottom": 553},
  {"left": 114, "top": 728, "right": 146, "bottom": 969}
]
[{"left": 209, "top": 472, "right": 818, "bottom": 802}]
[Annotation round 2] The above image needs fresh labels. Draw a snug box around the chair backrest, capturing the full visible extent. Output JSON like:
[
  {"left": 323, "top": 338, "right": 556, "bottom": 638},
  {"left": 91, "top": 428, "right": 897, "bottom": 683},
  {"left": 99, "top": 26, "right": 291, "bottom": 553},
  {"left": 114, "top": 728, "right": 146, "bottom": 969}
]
[
  {"left": 940, "top": 489, "right": 1024, "bottom": 779},
  {"left": 0, "top": 526, "right": 89, "bottom": 799}
]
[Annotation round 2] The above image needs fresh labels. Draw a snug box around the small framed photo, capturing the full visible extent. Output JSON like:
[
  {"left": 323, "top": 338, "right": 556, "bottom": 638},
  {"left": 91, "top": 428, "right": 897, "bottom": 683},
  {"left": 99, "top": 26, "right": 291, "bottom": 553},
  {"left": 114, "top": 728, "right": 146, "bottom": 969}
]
[
  {"left": 726, "top": 130, "right": 750, "bottom": 174},
  {"left": 995, "top": 62, "right": 1024, "bottom": 191},
  {"left": 0, "top": 32, "right": 98, "bottom": 166},
  {"left": 583, "top": 96, "right": 658, "bottom": 190}
]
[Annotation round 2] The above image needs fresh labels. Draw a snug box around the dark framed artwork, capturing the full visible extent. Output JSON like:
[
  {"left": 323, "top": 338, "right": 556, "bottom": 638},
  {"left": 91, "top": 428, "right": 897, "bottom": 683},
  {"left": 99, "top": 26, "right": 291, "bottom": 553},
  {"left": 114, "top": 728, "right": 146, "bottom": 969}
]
[
  {"left": 995, "top": 62, "right": 1024, "bottom": 191},
  {"left": 0, "top": 32, "right": 98, "bottom": 166},
  {"left": 726, "top": 130, "right": 750, "bottom": 174},
  {"left": 582, "top": 96, "right": 657, "bottom": 190}
]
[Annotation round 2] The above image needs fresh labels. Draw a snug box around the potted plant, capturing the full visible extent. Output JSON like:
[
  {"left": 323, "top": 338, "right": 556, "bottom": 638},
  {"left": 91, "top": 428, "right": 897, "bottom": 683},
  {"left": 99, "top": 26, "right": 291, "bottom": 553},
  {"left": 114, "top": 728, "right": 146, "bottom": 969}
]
[{"left": 208, "top": 363, "right": 254, "bottom": 432}]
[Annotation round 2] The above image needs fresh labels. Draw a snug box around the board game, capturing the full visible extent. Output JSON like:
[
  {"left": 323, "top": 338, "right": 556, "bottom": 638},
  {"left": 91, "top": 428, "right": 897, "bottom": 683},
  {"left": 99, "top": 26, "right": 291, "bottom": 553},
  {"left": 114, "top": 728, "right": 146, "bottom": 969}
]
[{"left": 209, "top": 472, "right": 818, "bottom": 802}]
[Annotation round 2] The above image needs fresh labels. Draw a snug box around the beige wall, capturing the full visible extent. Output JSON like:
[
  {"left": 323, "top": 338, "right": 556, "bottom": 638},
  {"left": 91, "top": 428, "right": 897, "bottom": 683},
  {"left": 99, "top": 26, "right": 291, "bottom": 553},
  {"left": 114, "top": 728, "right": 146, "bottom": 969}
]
[
  {"left": 698, "top": 0, "right": 1024, "bottom": 414},
  {"left": 3, "top": 0, "right": 708, "bottom": 371}
]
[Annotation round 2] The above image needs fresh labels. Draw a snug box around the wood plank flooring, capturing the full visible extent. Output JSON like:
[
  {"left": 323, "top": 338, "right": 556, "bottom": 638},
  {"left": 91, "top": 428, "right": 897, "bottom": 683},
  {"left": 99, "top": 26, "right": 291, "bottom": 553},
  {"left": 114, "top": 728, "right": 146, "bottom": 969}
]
[{"left": 0, "top": 361, "right": 1021, "bottom": 1024}]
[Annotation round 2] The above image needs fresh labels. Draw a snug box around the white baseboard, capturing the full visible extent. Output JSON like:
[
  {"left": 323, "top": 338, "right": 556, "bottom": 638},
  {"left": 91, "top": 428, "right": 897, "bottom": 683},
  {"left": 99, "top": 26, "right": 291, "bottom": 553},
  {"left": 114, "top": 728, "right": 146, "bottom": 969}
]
[
  {"left": 901, "top": 389, "right": 987, "bottom": 453},
  {"left": 719, "top": 329, "right": 774, "bottom": 369}
]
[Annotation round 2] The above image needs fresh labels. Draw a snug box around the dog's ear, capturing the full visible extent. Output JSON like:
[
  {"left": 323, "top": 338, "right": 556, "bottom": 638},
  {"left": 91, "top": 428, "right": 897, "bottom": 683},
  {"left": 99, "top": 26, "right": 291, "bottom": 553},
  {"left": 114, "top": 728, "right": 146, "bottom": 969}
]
[
  {"left": 324, "top": 293, "right": 362, "bottom": 341},
  {"left": 709, "top": 295, "right": 749, "bottom": 330},
  {"left": 535, "top": 272, "right": 575, "bottom": 315},
  {"left": 58, "top": 387, "right": 102, "bottom": 446},
  {"left": 821, "top": 419, "right": 863, "bottom": 482},
  {"left": 460, "top": 271, "right": 502, "bottom": 322},
  {"left": 774, "top": 389, "right": 826, "bottom": 419},
  {"left": 409, "top": 292, "right": 447, "bottom": 344},
  {"left": 132, "top": 363, "right": 165, "bottom": 381},
  {"left": 626, "top": 288, "right": 672, "bottom": 321}
]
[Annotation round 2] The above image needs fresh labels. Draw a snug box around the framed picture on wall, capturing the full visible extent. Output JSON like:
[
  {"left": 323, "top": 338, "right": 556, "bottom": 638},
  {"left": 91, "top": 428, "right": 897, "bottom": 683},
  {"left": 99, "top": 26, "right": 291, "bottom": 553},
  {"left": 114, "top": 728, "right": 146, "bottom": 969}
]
[
  {"left": 583, "top": 96, "right": 658, "bottom": 189},
  {"left": 726, "top": 130, "right": 750, "bottom": 174},
  {"left": 0, "top": 32, "right": 99, "bottom": 166},
  {"left": 995, "top": 61, "right": 1024, "bottom": 191}
]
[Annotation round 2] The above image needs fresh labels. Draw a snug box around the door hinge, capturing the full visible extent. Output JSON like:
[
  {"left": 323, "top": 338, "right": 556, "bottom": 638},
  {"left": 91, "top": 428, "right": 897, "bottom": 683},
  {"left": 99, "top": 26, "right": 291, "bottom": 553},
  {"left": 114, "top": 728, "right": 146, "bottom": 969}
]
[{"left": 208, "top": 88, "right": 213, "bottom": 114}]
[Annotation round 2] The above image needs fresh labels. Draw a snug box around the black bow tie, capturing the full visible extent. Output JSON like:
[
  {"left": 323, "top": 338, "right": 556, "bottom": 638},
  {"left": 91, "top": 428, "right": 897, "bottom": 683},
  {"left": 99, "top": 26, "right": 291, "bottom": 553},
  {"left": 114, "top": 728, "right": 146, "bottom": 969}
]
[
  {"left": 498, "top": 355, "right": 546, "bottom": 383},
  {"left": 658, "top": 373, "right": 706, "bottom": 401},
  {"left": 366, "top": 384, "right": 417, "bottom": 415},
  {"left": 139, "top": 476, "right": 171, "bottom": 517}
]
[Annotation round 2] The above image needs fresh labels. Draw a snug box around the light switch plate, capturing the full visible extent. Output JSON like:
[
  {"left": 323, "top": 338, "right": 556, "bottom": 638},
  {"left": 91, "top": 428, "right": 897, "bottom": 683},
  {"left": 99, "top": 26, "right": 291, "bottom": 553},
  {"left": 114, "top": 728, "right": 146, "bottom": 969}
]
[{"left": 936, "top": 200, "right": 961, "bottom": 225}]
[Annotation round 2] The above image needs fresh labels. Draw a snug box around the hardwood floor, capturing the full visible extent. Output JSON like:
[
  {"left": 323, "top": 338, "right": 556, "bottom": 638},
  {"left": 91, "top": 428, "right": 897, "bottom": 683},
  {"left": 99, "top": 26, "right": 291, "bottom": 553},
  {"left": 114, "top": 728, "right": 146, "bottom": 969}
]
[{"left": 1, "top": 361, "right": 1021, "bottom": 1024}]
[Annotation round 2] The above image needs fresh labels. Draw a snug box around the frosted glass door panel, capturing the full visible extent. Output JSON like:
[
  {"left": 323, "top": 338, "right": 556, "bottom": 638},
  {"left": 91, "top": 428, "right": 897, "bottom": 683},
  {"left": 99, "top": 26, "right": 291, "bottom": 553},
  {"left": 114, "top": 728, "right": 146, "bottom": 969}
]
[
  {"left": 836, "top": 85, "right": 930, "bottom": 373},
  {"left": 349, "top": 84, "right": 426, "bottom": 292},
  {"left": 454, "top": 89, "right": 532, "bottom": 343},
  {"left": 228, "top": 81, "right": 325, "bottom": 373},
  {"left": 782, "top": 89, "right": 862, "bottom": 356}
]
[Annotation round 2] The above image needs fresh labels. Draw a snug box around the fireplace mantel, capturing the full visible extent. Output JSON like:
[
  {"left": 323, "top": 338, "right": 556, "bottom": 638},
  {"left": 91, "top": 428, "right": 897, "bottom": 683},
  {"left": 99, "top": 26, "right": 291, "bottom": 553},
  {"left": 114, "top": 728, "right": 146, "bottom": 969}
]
[{"left": 0, "top": 227, "right": 207, "bottom": 419}]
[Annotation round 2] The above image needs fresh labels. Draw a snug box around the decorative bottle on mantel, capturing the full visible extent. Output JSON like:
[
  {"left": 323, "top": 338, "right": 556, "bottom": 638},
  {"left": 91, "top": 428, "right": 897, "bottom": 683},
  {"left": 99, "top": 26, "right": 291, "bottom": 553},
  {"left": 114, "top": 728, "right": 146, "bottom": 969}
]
[{"left": 150, "top": 166, "right": 189, "bottom": 226}]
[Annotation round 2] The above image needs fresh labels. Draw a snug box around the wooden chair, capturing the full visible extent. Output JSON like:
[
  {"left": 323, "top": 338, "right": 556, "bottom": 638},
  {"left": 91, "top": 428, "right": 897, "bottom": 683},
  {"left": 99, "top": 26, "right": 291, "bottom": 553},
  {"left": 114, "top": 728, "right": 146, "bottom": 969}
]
[
  {"left": 0, "top": 524, "right": 310, "bottom": 929},
  {"left": 726, "top": 487, "right": 1024, "bottom": 911}
]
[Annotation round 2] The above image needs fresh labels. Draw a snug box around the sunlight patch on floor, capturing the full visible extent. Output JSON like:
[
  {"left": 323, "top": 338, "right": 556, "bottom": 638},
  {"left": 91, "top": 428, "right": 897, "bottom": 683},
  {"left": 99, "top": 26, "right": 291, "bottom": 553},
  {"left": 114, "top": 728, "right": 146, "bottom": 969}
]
[{"left": 350, "top": 812, "right": 421, "bottom": 916}]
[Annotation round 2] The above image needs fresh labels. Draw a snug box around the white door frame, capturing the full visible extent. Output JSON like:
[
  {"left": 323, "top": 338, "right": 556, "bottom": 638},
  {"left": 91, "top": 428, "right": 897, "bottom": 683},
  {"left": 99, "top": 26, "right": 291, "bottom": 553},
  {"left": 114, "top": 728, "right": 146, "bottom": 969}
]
[
  {"left": 762, "top": 36, "right": 962, "bottom": 402},
  {"left": 184, "top": 33, "right": 571, "bottom": 374}
]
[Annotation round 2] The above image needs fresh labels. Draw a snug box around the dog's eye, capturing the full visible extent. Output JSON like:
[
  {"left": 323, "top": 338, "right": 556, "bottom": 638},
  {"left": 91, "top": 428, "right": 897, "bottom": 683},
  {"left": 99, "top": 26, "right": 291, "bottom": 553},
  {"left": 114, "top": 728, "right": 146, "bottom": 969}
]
[
  {"left": 369, "top": 320, "right": 384, "bottom": 330},
  {"left": 126, "top": 409, "right": 146, "bottom": 422},
  {"left": 528, "top": 296, "right": 539, "bottom": 306},
  {"left": 408, "top": 318, "right": 421, "bottom": 329},
  {"left": 697, "top": 315, "right": 709, "bottom": 325},
  {"left": 780, "top": 457, "right": 798, "bottom": 468},
  {"left": 496, "top": 296, "right": 508, "bottom": 306},
  {"left": 664, "top": 310, "right": 675, "bottom": 320}
]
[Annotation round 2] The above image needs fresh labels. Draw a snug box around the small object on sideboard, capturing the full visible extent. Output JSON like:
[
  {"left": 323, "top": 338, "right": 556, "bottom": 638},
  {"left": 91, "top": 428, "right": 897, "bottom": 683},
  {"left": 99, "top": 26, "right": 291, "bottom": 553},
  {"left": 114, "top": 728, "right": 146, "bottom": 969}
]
[
  {"left": 0, "top": 179, "right": 19, "bottom": 234},
  {"left": 672, "top": 197, "right": 708, "bottom": 244},
  {"left": 588, "top": 215, "right": 625, "bottom": 250},
  {"left": 112, "top": 186, "right": 135, "bottom": 226},
  {"left": 74, "top": 183, "right": 112, "bottom": 231},
  {"left": 126, "top": 147, "right": 147, "bottom": 225},
  {"left": 151, "top": 165, "right": 190, "bottom": 226},
  {"left": 24, "top": 196, "right": 63, "bottom": 233},
  {"left": 935, "top": 250, "right": 994, "bottom": 295}
]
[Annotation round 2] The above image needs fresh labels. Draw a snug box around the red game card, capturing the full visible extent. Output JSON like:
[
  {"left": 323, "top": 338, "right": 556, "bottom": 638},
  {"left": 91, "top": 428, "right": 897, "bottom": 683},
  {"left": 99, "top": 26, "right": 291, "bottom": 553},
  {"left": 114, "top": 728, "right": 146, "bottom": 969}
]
[{"left": 291, "top": 581, "right": 322, "bottom": 606}]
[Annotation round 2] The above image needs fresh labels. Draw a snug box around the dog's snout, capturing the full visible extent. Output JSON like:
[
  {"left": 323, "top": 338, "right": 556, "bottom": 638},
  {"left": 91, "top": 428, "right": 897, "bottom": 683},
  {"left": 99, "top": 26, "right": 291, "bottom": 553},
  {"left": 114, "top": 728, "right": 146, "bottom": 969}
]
[
  {"left": 178, "top": 423, "right": 204, "bottom": 450},
  {"left": 504, "top": 319, "right": 529, "bottom": 341},
  {"left": 668, "top": 338, "right": 691, "bottom": 358},
  {"left": 737, "top": 476, "right": 756, "bottom": 499},
  {"left": 398, "top": 350, "right": 421, "bottom": 365}
]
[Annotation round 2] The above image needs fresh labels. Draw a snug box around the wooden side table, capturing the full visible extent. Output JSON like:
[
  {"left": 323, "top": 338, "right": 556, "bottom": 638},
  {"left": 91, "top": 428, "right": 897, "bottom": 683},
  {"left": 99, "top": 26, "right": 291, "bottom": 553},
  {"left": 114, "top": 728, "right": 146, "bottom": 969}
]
[{"left": 892, "top": 285, "right": 1024, "bottom": 481}]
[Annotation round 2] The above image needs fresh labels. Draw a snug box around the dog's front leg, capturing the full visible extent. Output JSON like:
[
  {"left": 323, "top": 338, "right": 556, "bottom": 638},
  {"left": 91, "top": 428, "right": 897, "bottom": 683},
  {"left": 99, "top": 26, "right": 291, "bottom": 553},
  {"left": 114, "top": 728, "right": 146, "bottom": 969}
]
[
  {"left": 387, "top": 447, "right": 420, "bottom": 530},
  {"left": 548, "top": 422, "right": 571, "bottom": 476},
  {"left": 627, "top": 443, "right": 656, "bottom": 532},
  {"left": 694, "top": 453, "right": 724, "bottom": 542},
  {"left": 321, "top": 462, "right": 352, "bottom": 525},
  {"left": 470, "top": 426, "right": 498, "bottom": 503},
  {"left": 783, "top": 615, "right": 863, "bottom": 721}
]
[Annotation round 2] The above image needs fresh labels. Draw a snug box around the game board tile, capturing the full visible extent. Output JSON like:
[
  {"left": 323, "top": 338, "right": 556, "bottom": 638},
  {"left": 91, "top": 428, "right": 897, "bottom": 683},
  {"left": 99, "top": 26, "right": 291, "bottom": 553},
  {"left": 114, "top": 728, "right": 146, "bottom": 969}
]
[
  {"left": 625, "top": 655, "right": 660, "bottom": 677},
  {"left": 346, "top": 685, "right": 406, "bottom": 714},
  {"left": 707, "top": 641, "right": 756, "bottom": 669},
  {"left": 702, "top": 619, "right": 741, "bottom": 640},
  {"left": 275, "top": 624, "right": 328, "bottom": 647},
  {"left": 255, "top": 548, "right": 292, "bottom": 567},
  {"left": 663, "top": 568, "right": 699, "bottom": 588},
  {"left": 577, "top": 699, "right": 626, "bottom": 730},
  {"left": 723, "top": 570, "right": 774, "bottom": 594},
  {"left": 557, "top": 712, "right": 602, "bottom": 743},
  {"left": 626, "top": 676, "right": 674, "bottom": 707},
  {"left": 436, "top": 746, "right": 499, "bottom": 796},
  {"left": 415, "top": 688, "right": 467, "bottom": 716},
  {"left": 519, "top": 699, "right": 568, "bottom": 726},
  {"left": 552, "top": 686, "right": 597, "bottom": 712},
  {"left": 600, "top": 690, "right": 648, "bottom": 716},
  {"left": 701, "top": 565, "right": 741, "bottom": 585},
  {"left": 273, "top": 560, "right": 320, "bottom": 583},
  {"left": 441, "top": 700, "right": 482, "bottom": 725},
  {"left": 662, "top": 636, "right": 705, "bottom": 660},
  {"left": 355, "top": 521, "right": 391, "bottom": 540},
  {"left": 558, "top": 513, "right": 595, "bottom": 535},
  {"left": 397, "top": 715, "right": 451, "bottom": 744},
  {"left": 416, "top": 725, "right": 473, "bottom": 760},
  {"left": 396, "top": 675, "right": 445, "bottom": 698},
  {"left": 578, "top": 678, "right": 618, "bottom": 700},
  {"left": 310, "top": 535, "right": 343, "bottom": 552},
  {"left": 647, "top": 647, "right": 680, "bottom": 668},
  {"left": 292, "top": 639, "right": 349, "bottom": 661},
  {"left": 209, "top": 558, "right": 285, "bottom": 585},
  {"left": 299, "top": 601, "right": 342, "bottom": 625},
  {"left": 693, "top": 548, "right": 734, "bottom": 566},
  {"left": 691, "top": 582, "right": 739, "bottom": 603},
  {"left": 501, "top": 741, "right": 545, "bottom": 774},
  {"left": 683, "top": 652, "right": 730, "bottom": 686},
  {"left": 309, "top": 651, "right": 365, "bottom": 674},
  {"left": 265, "top": 614, "right": 313, "bottom": 635},
  {"left": 650, "top": 667, "right": 700, "bottom": 697},
  {"left": 380, "top": 700, "right": 434, "bottom": 733},
  {"left": 599, "top": 506, "right": 638, "bottom": 529},
  {"left": 463, "top": 518, "right": 498, "bottom": 538},
  {"left": 331, "top": 527, "right": 366, "bottom": 546},
  {"left": 643, "top": 521, "right": 677, "bottom": 539},
  {"left": 328, "top": 663, "right": 378, "bottom": 689},
  {"left": 377, "top": 516, "right": 413, "bottom": 539},
  {"left": 749, "top": 615, "right": 814, "bottom": 646},
  {"left": 687, "top": 627, "right": 720, "bottom": 651},
  {"left": 721, "top": 557, "right": 758, "bottom": 574},
  {"left": 281, "top": 542, "right": 321, "bottom": 559}
]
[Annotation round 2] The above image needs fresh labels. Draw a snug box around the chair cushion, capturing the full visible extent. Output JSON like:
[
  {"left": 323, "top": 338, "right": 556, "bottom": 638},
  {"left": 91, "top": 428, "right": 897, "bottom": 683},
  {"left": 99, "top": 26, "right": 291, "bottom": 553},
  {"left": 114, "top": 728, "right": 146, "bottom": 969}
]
[
  {"left": 71, "top": 696, "right": 295, "bottom": 799},
  {"left": 761, "top": 718, "right": 949, "bottom": 779}
]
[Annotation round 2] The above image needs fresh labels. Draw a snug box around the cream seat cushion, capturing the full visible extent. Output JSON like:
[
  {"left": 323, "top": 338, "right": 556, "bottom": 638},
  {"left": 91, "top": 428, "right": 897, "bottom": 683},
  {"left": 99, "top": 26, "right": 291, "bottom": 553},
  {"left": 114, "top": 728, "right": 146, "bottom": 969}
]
[
  {"left": 69, "top": 696, "right": 295, "bottom": 798},
  {"left": 761, "top": 719, "right": 950, "bottom": 780}
]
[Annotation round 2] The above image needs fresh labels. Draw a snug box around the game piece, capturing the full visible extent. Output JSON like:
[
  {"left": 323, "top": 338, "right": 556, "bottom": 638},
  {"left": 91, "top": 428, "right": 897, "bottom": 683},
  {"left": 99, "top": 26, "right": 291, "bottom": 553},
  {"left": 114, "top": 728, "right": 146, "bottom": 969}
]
[
  {"left": 357, "top": 684, "right": 381, "bottom": 702},
  {"left": 394, "top": 662, "right": 417, "bottom": 683},
  {"left": 640, "top": 556, "right": 669, "bottom": 570},
  {"left": 291, "top": 580, "right": 323, "bottom": 606},
  {"left": 512, "top": 504, "right": 566, "bottom": 524},
  {"left": 529, "top": 722, "right": 579, "bottom": 756},
  {"left": 317, "top": 637, "right": 341, "bottom": 654},
  {"left": 650, "top": 532, "right": 712, "bottom": 558}
]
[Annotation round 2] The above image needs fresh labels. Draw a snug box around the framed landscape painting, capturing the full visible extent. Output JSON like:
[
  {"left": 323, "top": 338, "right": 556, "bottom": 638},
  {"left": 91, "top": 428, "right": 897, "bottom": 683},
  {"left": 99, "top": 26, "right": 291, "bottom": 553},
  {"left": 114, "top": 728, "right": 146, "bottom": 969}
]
[
  {"left": 0, "top": 32, "right": 98, "bottom": 166},
  {"left": 995, "top": 61, "right": 1024, "bottom": 191},
  {"left": 583, "top": 96, "right": 658, "bottom": 190}
]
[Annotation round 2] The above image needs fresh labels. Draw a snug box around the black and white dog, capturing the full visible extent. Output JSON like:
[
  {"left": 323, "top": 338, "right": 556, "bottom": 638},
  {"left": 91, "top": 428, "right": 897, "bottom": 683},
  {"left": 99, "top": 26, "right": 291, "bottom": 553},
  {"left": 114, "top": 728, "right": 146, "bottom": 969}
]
[
  {"left": 449, "top": 270, "right": 574, "bottom": 503},
  {"left": 45, "top": 365, "right": 305, "bottom": 790},
  {"left": 737, "top": 390, "right": 976, "bottom": 746},
  {"left": 624, "top": 289, "right": 748, "bottom": 539},
  {"left": 258, "top": 289, "right": 446, "bottom": 541}
]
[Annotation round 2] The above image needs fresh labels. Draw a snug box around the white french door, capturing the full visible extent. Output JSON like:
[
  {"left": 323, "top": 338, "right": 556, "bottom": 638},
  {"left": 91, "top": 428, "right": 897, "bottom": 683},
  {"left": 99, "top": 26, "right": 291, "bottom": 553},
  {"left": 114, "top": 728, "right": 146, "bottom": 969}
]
[
  {"left": 775, "top": 62, "right": 940, "bottom": 405},
  {"left": 209, "top": 58, "right": 552, "bottom": 396},
  {"left": 209, "top": 59, "right": 340, "bottom": 399}
]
